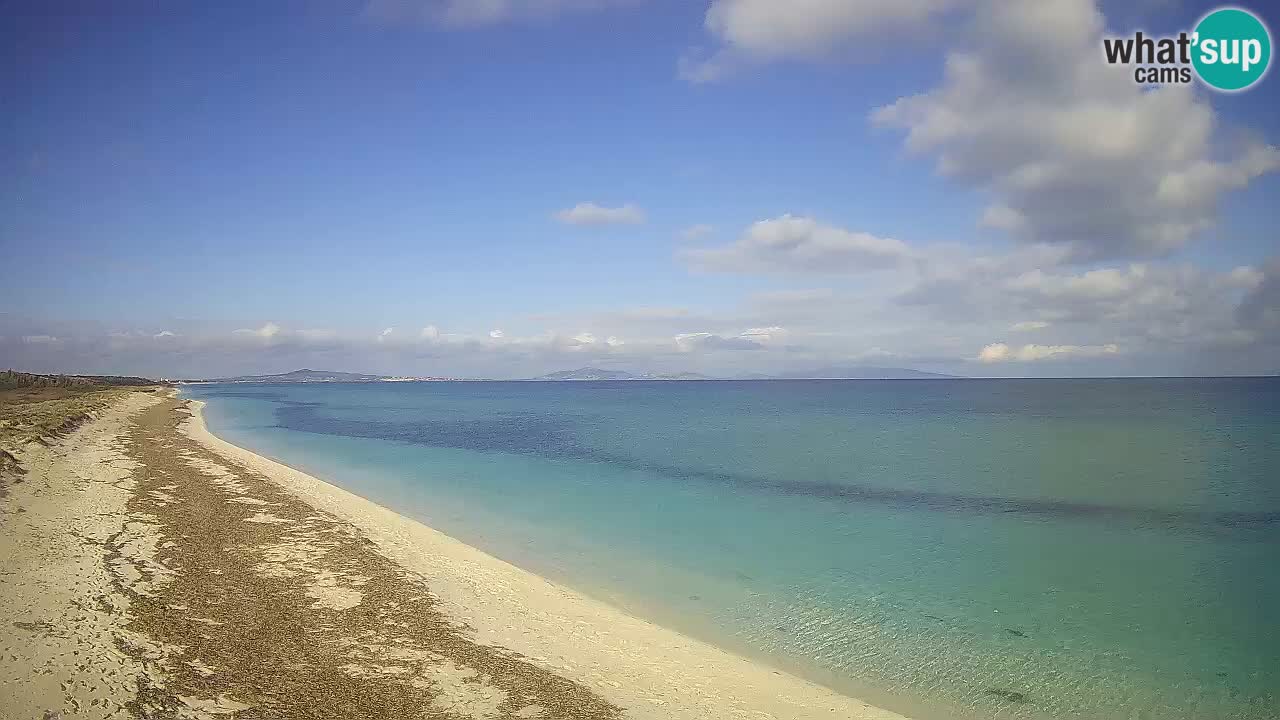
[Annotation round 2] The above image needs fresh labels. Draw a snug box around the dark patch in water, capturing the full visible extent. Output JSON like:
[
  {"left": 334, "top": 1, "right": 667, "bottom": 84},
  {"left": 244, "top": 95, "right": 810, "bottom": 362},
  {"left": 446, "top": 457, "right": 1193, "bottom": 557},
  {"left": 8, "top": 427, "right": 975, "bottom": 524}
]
[
  {"left": 1006, "top": 628, "right": 1027, "bottom": 638},
  {"left": 274, "top": 403, "right": 576, "bottom": 455},
  {"left": 231, "top": 396, "right": 1279, "bottom": 538},
  {"left": 202, "top": 390, "right": 293, "bottom": 402},
  {"left": 986, "top": 688, "right": 1028, "bottom": 703}
]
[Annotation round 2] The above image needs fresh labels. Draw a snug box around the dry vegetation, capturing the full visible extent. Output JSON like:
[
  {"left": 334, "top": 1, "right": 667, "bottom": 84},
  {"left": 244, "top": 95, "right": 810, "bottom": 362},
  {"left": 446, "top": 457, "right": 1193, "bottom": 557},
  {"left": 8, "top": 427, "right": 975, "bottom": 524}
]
[{"left": 0, "top": 370, "right": 161, "bottom": 492}]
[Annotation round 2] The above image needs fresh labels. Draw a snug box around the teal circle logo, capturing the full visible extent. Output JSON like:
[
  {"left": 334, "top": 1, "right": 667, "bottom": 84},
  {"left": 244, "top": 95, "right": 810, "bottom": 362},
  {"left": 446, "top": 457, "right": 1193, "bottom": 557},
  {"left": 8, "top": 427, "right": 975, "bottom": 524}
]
[{"left": 1192, "top": 7, "right": 1272, "bottom": 91}]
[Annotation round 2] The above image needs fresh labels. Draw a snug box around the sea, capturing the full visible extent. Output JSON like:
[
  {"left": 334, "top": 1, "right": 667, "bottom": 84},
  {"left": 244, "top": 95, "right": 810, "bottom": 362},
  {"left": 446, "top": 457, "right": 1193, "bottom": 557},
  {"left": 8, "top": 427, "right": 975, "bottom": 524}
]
[{"left": 182, "top": 378, "right": 1280, "bottom": 720}]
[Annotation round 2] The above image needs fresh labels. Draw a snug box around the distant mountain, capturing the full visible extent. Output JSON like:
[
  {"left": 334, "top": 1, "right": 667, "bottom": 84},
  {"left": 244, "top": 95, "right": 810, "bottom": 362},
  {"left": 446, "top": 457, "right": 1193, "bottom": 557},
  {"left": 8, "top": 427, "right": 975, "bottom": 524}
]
[
  {"left": 195, "top": 368, "right": 389, "bottom": 383},
  {"left": 769, "top": 366, "right": 957, "bottom": 380},
  {"left": 530, "top": 367, "right": 641, "bottom": 381},
  {"left": 528, "top": 367, "right": 713, "bottom": 381}
]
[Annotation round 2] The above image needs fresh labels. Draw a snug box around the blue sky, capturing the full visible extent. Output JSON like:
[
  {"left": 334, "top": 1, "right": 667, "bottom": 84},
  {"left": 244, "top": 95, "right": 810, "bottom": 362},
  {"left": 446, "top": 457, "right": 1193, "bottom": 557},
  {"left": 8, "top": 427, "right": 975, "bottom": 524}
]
[{"left": 2, "top": 0, "right": 1278, "bottom": 378}]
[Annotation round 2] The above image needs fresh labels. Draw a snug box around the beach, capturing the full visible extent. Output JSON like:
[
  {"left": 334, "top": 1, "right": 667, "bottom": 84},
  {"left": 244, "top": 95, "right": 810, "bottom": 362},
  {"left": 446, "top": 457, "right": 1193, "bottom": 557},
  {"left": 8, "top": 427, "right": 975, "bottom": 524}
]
[{"left": 0, "top": 390, "right": 907, "bottom": 719}]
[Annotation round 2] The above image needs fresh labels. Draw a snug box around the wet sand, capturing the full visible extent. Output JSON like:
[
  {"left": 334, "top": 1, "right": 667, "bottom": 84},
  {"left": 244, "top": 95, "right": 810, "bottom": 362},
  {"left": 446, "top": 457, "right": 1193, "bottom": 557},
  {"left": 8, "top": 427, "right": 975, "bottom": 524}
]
[{"left": 1, "top": 391, "right": 908, "bottom": 719}]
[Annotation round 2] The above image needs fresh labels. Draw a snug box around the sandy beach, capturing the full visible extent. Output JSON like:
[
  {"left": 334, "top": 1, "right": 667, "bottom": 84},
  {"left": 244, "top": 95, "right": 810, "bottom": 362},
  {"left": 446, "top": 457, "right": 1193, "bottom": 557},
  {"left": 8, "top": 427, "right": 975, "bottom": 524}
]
[{"left": 0, "top": 390, "right": 908, "bottom": 719}]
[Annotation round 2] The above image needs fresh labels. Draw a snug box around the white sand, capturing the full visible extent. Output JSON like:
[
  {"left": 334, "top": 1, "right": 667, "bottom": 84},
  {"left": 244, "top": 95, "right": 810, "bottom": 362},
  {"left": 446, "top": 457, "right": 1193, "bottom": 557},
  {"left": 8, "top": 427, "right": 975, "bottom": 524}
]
[
  {"left": 183, "top": 400, "right": 910, "bottom": 720},
  {"left": 0, "top": 392, "right": 167, "bottom": 720}
]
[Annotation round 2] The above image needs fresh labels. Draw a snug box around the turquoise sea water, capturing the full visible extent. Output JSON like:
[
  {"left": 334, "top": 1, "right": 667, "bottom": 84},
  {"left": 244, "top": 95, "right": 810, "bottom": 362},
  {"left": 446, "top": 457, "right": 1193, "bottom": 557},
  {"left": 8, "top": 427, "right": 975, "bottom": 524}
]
[{"left": 184, "top": 379, "right": 1280, "bottom": 719}]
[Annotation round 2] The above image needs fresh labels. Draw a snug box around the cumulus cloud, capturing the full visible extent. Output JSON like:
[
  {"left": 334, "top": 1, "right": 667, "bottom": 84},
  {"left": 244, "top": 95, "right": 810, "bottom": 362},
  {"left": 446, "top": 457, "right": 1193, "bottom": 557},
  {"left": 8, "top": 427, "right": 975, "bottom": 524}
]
[
  {"left": 554, "top": 202, "right": 646, "bottom": 226},
  {"left": 872, "top": 0, "right": 1280, "bottom": 260},
  {"left": 1003, "top": 264, "right": 1258, "bottom": 339},
  {"left": 682, "top": 0, "right": 957, "bottom": 82},
  {"left": 1236, "top": 257, "right": 1280, "bottom": 342},
  {"left": 670, "top": 326, "right": 797, "bottom": 353},
  {"left": 683, "top": 214, "right": 915, "bottom": 273},
  {"left": 488, "top": 328, "right": 506, "bottom": 339},
  {"left": 978, "top": 342, "right": 1119, "bottom": 363},
  {"left": 899, "top": 253, "right": 1264, "bottom": 354},
  {"left": 364, "top": 0, "right": 633, "bottom": 27}
]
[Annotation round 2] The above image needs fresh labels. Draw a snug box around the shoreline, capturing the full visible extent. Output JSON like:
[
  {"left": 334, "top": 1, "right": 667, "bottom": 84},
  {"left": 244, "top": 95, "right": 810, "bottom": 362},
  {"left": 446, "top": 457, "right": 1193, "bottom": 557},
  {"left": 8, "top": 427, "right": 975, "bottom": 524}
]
[{"left": 184, "top": 397, "right": 911, "bottom": 719}]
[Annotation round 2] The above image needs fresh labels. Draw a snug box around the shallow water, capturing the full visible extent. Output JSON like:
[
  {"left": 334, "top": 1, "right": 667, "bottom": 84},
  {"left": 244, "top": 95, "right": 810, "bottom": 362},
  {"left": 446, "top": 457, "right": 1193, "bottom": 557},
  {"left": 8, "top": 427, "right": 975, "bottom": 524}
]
[{"left": 185, "top": 378, "right": 1280, "bottom": 719}]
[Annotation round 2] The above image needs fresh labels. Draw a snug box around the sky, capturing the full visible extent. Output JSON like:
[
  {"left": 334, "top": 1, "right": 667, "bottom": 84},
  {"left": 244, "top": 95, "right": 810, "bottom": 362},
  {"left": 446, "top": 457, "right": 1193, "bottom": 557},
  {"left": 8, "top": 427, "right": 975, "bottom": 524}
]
[{"left": 2, "top": 0, "right": 1278, "bottom": 379}]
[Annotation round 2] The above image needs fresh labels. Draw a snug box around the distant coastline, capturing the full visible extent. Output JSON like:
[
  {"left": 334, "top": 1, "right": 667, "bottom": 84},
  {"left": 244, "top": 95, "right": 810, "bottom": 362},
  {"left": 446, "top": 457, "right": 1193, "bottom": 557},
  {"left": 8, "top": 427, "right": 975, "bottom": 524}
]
[{"left": 179, "top": 366, "right": 961, "bottom": 384}]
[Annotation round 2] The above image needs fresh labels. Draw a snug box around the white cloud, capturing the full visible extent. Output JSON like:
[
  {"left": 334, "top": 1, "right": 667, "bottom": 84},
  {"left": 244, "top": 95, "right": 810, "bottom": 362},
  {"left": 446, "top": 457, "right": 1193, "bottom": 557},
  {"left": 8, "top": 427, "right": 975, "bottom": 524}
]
[
  {"left": 683, "top": 214, "right": 916, "bottom": 273},
  {"left": 978, "top": 341, "right": 1119, "bottom": 363},
  {"left": 900, "top": 252, "right": 1262, "bottom": 351},
  {"left": 673, "top": 332, "right": 712, "bottom": 351},
  {"left": 555, "top": 332, "right": 626, "bottom": 351},
  {"left": 671, "top": 327, "right": 784, "bottom": 353},
  {"left": 21, "top": 335, "right": 58, "bottom": 344},
  {"left": 1010, "top": 320, "right": 1049, "bottom": 332},
  {"left": 377, "top": 327, "right": 395, "bottom": 343},
  {"left": 873, "top": 0, "right": 1280, "bottom": 260},
  {"left": 153, "top": 330, "right": 177, "bottom": 339},
  {"left": 738, "top": 326, "right": 790, "bottom": 344},
  {"left": 554, "top": 202, "right": 646, "bottom": 226},
  {"left": 488, "top": 328, "right": 506, "bottom": 339},
  {"left": 683, "top": 0, "right": 957, "bottom": 81},
  {"left": 673, "top": 331, "right": 765, "bottom": 353},
  {"left": 710, "top": 0, "right": 955, "bottom": 55},
  {"left": 420, "top": 325, "right": 442, "bottom": 341},
  {"left": 1227, "top": 266, "right": 1264, "bottom": 290},
  {"left": 1236, "top": 257, "right": 1280, "bottom": 342},
  {"left": 235, "top": 322, "right": 282, "bottom": 339}
]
